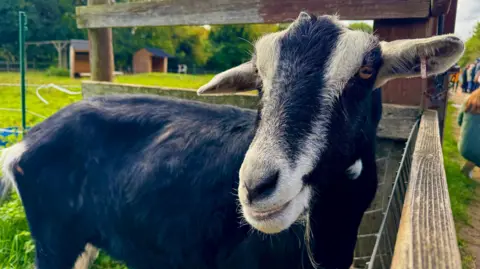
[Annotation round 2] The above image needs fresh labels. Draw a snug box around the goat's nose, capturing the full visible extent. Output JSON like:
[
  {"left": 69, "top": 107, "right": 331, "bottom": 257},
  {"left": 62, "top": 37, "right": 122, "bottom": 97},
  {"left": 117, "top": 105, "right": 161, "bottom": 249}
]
[{"left": 245, "top": 171, "right": 279, "bottom": 204}]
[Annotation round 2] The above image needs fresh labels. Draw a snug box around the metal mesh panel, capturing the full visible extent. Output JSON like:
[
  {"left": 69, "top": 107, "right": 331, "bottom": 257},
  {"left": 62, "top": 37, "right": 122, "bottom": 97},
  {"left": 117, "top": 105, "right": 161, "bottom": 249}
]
[{"left": 352, "top": 119, "right": 420, "bottom": 269}]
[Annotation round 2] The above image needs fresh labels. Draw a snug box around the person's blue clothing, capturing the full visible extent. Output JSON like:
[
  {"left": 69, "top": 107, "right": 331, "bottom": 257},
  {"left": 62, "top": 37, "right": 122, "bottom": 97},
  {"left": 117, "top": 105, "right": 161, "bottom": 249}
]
[{"left": 458, "top": 102, "right": 480, "bottom": 166}]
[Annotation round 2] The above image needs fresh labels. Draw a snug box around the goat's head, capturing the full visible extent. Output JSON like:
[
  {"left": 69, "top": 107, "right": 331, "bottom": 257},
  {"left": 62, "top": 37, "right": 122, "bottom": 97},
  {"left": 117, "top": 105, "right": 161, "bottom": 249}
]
[{"left": 198, "top": 12, "right": 464, "bottom": 234}]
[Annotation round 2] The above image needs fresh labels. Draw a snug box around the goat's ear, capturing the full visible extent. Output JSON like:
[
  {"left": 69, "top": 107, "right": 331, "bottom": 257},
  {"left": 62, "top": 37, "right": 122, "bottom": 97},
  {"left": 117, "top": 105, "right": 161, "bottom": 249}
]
[
  {"left": 375, "top": 34, "right": 464, "bottom": 88},
  {"left": 197, "top": 61, "right": 260, "bottom": 95}
]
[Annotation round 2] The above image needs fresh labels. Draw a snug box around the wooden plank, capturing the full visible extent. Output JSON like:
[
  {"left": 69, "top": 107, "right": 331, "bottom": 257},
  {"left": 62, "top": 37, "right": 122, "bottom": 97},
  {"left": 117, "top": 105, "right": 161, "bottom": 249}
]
[
  {"left": 81, "top": 81, "right": 418, "bottom": 140},
  {"left": 76, "top": 0, "right": 431, "bottom": 29},
  {"left": 81, "top": 80, "right": 259, "bottom": 109},
  {"left": 430, "top": 0, "right": 451, "bottom": 16},
  {"left": 88, "top": 0, "right": 114, "bottom": 81},
  {"left": 435, "top": 0, "right": 458, "bottom": 139},
  {"left": 378, "top": 104, "right": 420, "bottom": 141},
  {"left": 391, "top": 110, "right": 461, "bottom": 269}
]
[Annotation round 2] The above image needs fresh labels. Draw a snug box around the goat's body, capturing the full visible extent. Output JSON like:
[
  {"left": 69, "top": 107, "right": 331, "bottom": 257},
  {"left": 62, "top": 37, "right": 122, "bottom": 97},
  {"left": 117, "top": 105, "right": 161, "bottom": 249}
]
[
  {"left": 2, "top": 94, "right": 379, "bottom": 269},
  {"left": 0, "top": 10, "right": 465, "bottom": 268}
]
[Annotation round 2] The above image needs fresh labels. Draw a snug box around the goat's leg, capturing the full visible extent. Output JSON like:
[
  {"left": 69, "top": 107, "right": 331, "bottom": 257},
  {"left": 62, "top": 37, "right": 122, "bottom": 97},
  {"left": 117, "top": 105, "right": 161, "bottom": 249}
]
[
  {"left": 73, "top": 244, "right": 99, "bottom": 269},
  {"left": 33, "top": 229, "right": 88, "bottom": 269}
]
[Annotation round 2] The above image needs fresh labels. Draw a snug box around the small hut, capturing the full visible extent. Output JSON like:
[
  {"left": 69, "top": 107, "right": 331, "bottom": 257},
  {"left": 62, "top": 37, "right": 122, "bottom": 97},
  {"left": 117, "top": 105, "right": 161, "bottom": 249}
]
[
  {"left": 133, "top": 48, "right": 172, "bottom": 74},
  {"left": 69, "top": 39, "right": 90, "bottom": 78}
]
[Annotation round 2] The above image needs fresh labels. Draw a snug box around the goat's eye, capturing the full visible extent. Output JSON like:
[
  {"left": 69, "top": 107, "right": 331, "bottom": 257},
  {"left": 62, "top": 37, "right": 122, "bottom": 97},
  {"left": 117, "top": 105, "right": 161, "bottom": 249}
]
[{"left": 358, "top": 66, "right": 374, "bottom": 79}]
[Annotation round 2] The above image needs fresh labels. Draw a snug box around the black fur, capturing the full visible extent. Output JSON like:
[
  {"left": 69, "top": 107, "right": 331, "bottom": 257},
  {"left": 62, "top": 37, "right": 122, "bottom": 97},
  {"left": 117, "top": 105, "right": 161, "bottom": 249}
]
[
  {"left": 5, "top": 14, "right": 383, "bottom": 269},
  {"left": 15, "top": 96, "right": 309, "bottom": 269},
  {"left": 11, "top": 92, "right": 380, "bottom": 269}
]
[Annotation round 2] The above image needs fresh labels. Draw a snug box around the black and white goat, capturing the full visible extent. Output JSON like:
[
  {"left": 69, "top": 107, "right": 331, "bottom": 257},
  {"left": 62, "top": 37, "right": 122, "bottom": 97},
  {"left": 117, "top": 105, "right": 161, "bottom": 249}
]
[{"left": 0, "top": 12, "right": 463, "bottom": 269}]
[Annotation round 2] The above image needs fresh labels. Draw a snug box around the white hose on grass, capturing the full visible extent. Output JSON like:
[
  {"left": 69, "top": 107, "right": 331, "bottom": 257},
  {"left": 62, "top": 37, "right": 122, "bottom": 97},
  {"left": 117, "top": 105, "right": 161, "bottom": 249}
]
[
  {"left": 35, "top": 83, "right": 82, "bottom": 105},
  {"left": 0, "top": 83, "right": 82, "bottom": 132},
  {"left": 0, "top": 128, "right": 24, "bottom": 134}
]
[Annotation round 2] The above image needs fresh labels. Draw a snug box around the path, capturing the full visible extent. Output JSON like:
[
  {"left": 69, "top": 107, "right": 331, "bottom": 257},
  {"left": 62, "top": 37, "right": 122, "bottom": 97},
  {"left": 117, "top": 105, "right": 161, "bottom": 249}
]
[{"left": 449, "top": 90, "right": 480, "bottom": 269}]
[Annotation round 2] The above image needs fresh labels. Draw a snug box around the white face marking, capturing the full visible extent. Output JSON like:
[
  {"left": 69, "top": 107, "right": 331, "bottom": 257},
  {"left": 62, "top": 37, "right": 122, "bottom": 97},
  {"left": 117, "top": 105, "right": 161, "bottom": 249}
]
[
  {"left": 296, "top": 28, "right": 376, "bottom": 185},
  {"left": 238, "top": 17, "right": 379, "bottom": 234},
  {"left": 346, "top": 159, "right": 363, "bottom": 180}
]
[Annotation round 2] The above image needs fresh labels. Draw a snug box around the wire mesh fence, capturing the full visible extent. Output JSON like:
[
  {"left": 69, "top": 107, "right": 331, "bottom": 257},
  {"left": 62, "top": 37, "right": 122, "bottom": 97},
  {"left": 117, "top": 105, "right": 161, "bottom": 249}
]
[
  {"left": 0, "top": 61, "right": 52, "bottom": 72},
  {"left": 353, "top": 118, "right": 421, "bottom": 269},
  {"left": 368, "top": 119, "right": 420, "bottom": 269}
]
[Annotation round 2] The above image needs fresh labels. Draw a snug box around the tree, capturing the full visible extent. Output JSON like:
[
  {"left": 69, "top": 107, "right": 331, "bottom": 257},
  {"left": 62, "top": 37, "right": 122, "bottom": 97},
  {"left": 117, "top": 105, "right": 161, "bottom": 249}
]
[
  {"left": 0, "top": 48, "right": 15, "bottom": 63},
  {"left": 0, "top": 0, "right": 87, "bottom": 65},
  {"left": 459, "top": 22, "right": 480, "bottom": 67},
  {"left": 349, "top": 22, "right": 373, "bottom": 34},
  {"left": 206, "top": 24, "right": 279, "bottom": 71},
  {"left": 171, "top": 26, "right": 212, "bottom": 67},
  {"left": 0, "top": 0, "right": 22, "bottom": 59},
  {"left": 112, "top": 26, "right": 211, "bottom": 71},
  {"left": 0, "top": 0, "right": 283, "bottom": 71}
]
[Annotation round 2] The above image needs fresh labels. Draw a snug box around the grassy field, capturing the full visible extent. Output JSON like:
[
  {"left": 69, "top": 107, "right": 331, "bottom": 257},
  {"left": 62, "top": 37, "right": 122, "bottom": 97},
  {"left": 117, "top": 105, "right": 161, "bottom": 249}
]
[
  {"left": 0, "top": 71, "right": 214, "bottom": 268},
  {"left": 0, "top": 72, "right": 214, "bottom": 130},
  {"left": 442, "top": 101, "right": 478, "bottom": 268}
]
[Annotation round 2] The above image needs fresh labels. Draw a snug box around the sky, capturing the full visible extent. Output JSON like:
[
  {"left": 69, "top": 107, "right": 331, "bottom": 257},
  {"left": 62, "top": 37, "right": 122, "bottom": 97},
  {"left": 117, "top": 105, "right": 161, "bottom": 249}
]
[{"left": 455, "top": 0, "right": 480, "bottom": 40}]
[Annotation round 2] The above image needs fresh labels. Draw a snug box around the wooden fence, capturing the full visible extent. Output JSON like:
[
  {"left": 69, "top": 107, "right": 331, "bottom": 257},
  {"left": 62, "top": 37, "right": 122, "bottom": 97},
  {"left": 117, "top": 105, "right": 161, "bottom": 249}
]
[{"left": 0, "top": 61, "right": 51, "bottom": 72}]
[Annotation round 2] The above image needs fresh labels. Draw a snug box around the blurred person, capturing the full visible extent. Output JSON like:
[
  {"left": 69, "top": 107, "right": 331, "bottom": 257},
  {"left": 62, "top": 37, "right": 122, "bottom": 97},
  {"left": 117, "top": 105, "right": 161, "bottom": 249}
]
[
  {"left": 450, "top": 64, "right": 461, "bottom": 92},
  {"left": 458, "top": 88, "right": 480, "bottom": 178},
  {"left": 475, "top": 58, "right": 480, "bottom": 91},
  {"left": 466, "top": 63, "right": 476, "bottom": 93},
  {"left": 462, "top": 65, "right": 469, "bottom": 93}
]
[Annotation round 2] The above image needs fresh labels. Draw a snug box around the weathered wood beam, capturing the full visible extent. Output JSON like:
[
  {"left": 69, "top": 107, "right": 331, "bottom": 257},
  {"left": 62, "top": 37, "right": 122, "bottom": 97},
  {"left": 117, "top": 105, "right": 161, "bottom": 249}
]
[
  {"left": 88, "top": 0, "right": 114, "bottom": 81},
  {"left": 76, "top": 0, "right": 431, "bottom": 29},
  {"left": 81, "top": 81, "right": 418, "bottom": 140},
  {"left": 435, "top": 0, "right": 458, "bottom": 141},
  {"left": 391, "top": 110, "right": 461, "bottom": 269},
  {"left": 377, "top": 104, "right": 420, "bottom": 141}
]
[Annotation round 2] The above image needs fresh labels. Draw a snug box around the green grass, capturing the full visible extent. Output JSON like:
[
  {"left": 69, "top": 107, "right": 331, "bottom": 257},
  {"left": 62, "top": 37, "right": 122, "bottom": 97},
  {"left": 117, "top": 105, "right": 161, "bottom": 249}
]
[
  {"left": 0, "top": 71, "right": 216, "bottom": 268},
  {"left": 443, "top": 101, "right": 478, "bottom": 268},
  {"left": 116, "top": 72, "right": 214, "bottom": 88},
  {"left": 0, "top": 72, "right": 215, "bottom": 129}
]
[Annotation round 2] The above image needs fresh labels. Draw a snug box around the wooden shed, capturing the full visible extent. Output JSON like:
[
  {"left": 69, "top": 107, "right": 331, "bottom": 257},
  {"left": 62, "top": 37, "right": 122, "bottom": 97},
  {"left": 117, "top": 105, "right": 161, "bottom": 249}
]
[
  {"left": 69, "top": 39, "right": 90, "bottom": 78},
  {"left": 133, "top": 48, "right": 172, "bottom": 74}
]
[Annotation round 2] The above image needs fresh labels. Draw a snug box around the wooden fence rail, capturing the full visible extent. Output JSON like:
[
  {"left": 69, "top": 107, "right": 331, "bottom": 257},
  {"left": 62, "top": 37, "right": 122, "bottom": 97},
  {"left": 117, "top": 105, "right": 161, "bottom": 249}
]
[
  {"left": 391, "top": 110, "right": 461, "bottom": 269},
  {"left": 76, "top": 0, "right": 434, "bottom": 29},
  {"left": 82, "top": 81, "right": 420, "bottom": 141}
]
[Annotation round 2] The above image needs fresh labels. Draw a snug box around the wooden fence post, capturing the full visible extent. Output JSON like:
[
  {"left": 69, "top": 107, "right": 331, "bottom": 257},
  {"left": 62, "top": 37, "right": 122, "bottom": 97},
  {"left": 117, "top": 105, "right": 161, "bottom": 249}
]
[
  {"left": 436, "top": 0, "right": 458, "bottom": 140},
  {"left": 87, "top": 0, "right": 114, "bottom": 81}
]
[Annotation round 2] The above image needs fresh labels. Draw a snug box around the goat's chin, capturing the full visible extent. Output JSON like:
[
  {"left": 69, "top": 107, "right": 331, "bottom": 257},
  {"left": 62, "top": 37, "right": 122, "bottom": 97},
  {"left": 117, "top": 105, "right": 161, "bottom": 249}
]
[{"left": 241, "top": 186, "right": 312, "bottom": 234}]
